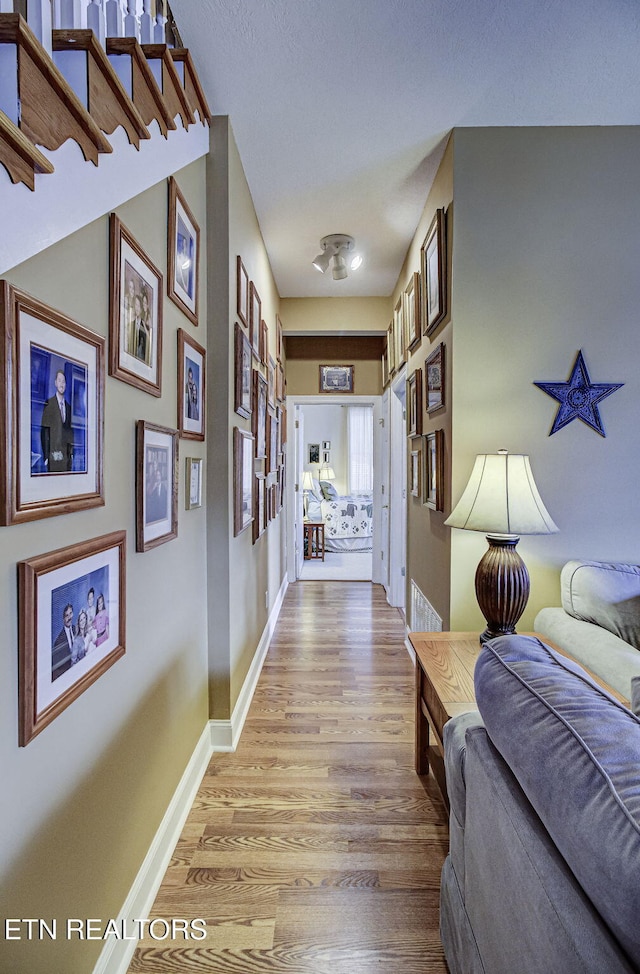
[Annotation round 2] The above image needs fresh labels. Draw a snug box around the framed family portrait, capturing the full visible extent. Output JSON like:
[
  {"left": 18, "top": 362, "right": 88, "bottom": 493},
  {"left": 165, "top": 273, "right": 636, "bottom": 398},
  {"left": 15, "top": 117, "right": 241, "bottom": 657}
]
[
  {"left": 426, "top": 342, "right": 445, "bottom": 412},
  {"left": 0, "top": 281, "right": 104, "bottom": 526},
  {"left": 234, "top": 322, "right": 252, "bottom": 419},
  {"left": 319, "top": 364, "right": 354, "bottom": 394},
  {"left": 424, "top": 428, "right": 444, "bottom": 511},
  {"left": 421, "top": 208, "right": 447, "bottom": 336},
  {"left": 234, "top": 426, "right": 254, "bottom": 536},
  {"left": 249, "top": 281, "right": 261, "bottom": 360},
  {"left": 185, "top": 456, "right": 202, "bottom": 510},
  {"left": 136, "top": 420, "right": 178, "bottom": 552},
  {"left": 109, "top": 214, "right": 163, "bottom": 397},
  {"left": 18, "top": 530, "right": 126, "bottom": 746},
  {"left": 252, "top": 369, "right": 268, "bottom": 459},
  {"left": 236, "top": 256, "right": 249, "bottom": 329},
  {"left": 167, "top": 177, "right": 200, "bottom": 326},
  {"left": 177, "top": 329, "right": 205, "bottom": 440},
  {"left": 407, "top": 368, "right": 423, "bottom": 436}
]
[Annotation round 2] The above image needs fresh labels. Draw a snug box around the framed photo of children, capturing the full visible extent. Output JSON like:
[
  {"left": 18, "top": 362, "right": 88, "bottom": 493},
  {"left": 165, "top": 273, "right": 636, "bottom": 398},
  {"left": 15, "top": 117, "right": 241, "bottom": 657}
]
[
  {"left": 136, "top": 421, "right": 178, "bottom": 552},
  {"left": 0, "top": 281, "right": 105, "bottom": 526},
  {"left": 18, "top": 530, "right": 126, "bottom": 746},
  {"left": 109, "top": 213, "right": 163, "bottom": 397},
  {"left": 178, "top": 329, "right": 205, "bottom": 440},
  {"left": 167, "top": 177, "right": 200, "bottom": 326}
]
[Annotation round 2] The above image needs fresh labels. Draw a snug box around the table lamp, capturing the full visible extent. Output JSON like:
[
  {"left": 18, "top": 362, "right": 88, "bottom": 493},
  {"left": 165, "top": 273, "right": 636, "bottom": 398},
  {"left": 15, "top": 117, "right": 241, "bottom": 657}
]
[
  {"left": 302, "top": 470, "right": 314, "bottom": 517},
  {"left": 319, "top": 465, "right": 335, "bottom": 482},
  {"left": 445, "top": 450, "right": 558, "bottom": 643}
]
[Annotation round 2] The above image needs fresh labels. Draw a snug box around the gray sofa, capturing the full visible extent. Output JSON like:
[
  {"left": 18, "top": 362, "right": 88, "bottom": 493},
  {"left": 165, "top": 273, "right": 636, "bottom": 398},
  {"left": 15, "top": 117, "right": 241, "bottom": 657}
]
[
  {"left": 534, "top": 559, "right": 640, "bottom": 700},
  {"left": 440, "top": 634, "right": 640, "bottom": 974}
]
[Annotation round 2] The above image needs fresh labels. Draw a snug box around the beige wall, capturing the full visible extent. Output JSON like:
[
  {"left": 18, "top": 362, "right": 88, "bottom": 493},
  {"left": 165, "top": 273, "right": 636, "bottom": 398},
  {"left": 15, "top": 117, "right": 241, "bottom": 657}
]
[
  {"left": 280, "top": 295, "right": 390, "bottom": 334},
  {"left": 285, "top": 336, "right": 384, "bottom": 397},
  {"left": 449, "top": 127, "right": 640, "bottom": 631},
  {"left": 0, "top": 160, "right": 209, "bottom": 974},
  {"left": 393, "top": 136, "right": 454, "bottom": 627}
]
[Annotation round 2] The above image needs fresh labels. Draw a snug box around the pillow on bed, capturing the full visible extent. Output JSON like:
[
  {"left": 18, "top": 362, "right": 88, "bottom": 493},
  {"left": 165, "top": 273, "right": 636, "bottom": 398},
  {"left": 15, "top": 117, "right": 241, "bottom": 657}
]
[
  {"left": 310, "top": 477, "right": 323, "bottom": 501},
  {"left": 320, "top": 481, "right": 338, "bottom": 500}
]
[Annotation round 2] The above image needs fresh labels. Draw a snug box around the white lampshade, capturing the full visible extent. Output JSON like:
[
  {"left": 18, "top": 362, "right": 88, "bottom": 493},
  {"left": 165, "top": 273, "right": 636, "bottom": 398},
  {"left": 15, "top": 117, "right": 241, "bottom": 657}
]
[
  {"left": 302, "top": 471, "right": 314, "bottom": 490},
  {"left": 445, "top": 451, "right": 558, "bottom": 537},
  {"left": 319, "top": 465, "right": 335, "bottom": 481}
]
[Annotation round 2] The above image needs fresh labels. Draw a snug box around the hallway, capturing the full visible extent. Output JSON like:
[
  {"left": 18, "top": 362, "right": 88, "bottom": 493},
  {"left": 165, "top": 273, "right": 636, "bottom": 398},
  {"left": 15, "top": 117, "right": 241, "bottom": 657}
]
[{"left": 129, "top": 582, "right": 449, "bottom": 973}]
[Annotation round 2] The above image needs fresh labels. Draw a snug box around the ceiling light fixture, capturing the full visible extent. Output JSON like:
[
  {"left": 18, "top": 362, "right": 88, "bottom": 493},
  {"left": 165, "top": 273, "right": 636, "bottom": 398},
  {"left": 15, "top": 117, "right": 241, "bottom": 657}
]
[{"left": 312, "top": 234, "right": 362, "bottom": 280}]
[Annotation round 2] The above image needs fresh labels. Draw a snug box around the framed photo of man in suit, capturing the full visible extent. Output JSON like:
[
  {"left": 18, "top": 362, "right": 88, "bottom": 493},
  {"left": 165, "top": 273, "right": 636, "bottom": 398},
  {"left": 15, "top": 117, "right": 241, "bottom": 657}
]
[
  {"left": 0, "top": 281, "right": 104, "bottom": 525},
  {"left": 109, "top": 214, "right": 163, "bottom": 397},
  {"left": 136, "top": 421, "right": 178, "bottom": 552},
  {"left": 177, "top": 329, "right": 205, "bottom": 440},
  {"left": 18, "top": 530, "right": 126, "bottom": 746}
]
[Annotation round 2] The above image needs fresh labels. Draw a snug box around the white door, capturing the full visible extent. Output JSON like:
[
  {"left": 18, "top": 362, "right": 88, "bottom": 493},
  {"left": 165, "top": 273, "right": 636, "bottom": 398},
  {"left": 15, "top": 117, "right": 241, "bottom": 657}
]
[
  {"left": 388, "top": 371, "right": 407, "bottom": 611},
  {"left": 286, "top": 403, "right": 306, "bottom": 581},
  {"left": 375, "top": 391, "right": 390, "bottom": 592}
]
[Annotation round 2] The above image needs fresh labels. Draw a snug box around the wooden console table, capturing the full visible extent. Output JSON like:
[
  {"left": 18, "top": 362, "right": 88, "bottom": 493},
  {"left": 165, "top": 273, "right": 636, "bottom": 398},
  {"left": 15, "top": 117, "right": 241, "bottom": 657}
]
[
  {"left": 303, "top": 521, "right": 325, "bottom": 560},
  {"left": 409, "top": 630, "right": 627, "bottom": 810}
]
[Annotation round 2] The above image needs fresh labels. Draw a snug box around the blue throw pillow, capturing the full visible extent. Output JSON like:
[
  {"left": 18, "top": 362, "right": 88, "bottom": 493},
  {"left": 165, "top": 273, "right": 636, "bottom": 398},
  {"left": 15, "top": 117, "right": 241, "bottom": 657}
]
[{"left": 319, "top": 481, "right": 338, "bottom": 500}]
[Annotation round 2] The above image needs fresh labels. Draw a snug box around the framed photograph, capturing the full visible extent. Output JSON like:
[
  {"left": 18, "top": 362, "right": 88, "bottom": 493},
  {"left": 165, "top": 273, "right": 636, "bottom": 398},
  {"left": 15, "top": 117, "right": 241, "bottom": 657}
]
[
  {"left": 234, "top": 322, "right": 252, "bottom": 419},
  {"left": 405, "top": 271, "right": 421, "bottom": 350},
  {"left": 387, "top": 321, "right": 395, "bottom": 376},
  {"left": 421, "top": 208, "right": 447, "bottom": 336},
  {"left": 109, "top": 214, "right": 163, "bottom": 397},
  {"left": 267, "top": 407, "right": 278, "bottom": 474},
  {"left": 319, "top": 364, "right": 354, "bottom": 394},
  {"left": 136, "top": 420, "right": 178, "bottom": 552},
  {"left": 407, "top": 368, "right": 423, "bottom": 436},
  {"left": 252, "top": 369, "right": 268, "bottom": 459},
  {"left": 424, "top": 428, "right": 444, "bottom": 511},
  {"left": 382, "top": 347, "right": 389, "bottom": 388},
  {"left": 177, "top": 329, "right": 205, "bottom": 440},
  {"left": 275, "top": 314, "right": 283, "bottom": 362},
  {"left": 18, "top": 530, "right": 126, "bottom": 746},
  {"left": 249, "top": 281, "right": 261, "bottom": 360},
  {"left": 236, "top": 256, "right": 249, "bottom": 329},
  {"left": 426, "top": 342, "right": 445, "bottom": 412},
  {"left": 276, "top": 362, "right": 285, "bottom": 402},
  {"left": 185, "top": 456, "right": 202, "bottom": 510},
  {"left": 322, "top": 449, "right": 330, "bottom": 464},
  {"left": 308, "top": 442, "right": 320, "bottom": 465},
  {"left": 260, "top": 319, "right": 268, "bottom": 366},
  {"left": 167, "top": 176, "right": 199, "bottom": 326},
  {"left": 394, "top": 296, "right": 405, "bottom": 369},
  {"left": 234, "top": 426, "right": 254, "bottom": 536},
  {"left": 267, "top": 355, "right": 276, "bottom": 408},
  {"left": 410, "top": 447, "right": 421, "bottom": 497},
  {"left": 0, "top": 281, "right": 105, "bottom": 526},
  {"left": 252, "top": 472, "right": 266, "bottom": 543}
]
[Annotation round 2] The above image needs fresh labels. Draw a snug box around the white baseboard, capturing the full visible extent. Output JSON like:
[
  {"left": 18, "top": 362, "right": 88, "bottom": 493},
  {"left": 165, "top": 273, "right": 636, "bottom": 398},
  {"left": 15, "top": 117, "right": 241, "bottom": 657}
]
[{"left": 94, "top": 571, "right": 289, "bottom": 974}]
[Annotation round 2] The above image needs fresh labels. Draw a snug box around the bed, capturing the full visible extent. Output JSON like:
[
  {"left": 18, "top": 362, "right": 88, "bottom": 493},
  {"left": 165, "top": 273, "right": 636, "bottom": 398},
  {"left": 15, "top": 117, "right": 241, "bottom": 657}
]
[{"left": 307, "top": 489, "right": 373, "bottom": 552}]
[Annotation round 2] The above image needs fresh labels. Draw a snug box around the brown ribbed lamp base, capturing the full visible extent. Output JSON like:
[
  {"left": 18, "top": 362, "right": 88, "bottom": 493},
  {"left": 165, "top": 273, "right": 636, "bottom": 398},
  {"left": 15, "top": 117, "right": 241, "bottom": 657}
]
[{"left": 475, "top": 534, "right": 530, "bottom": 644}]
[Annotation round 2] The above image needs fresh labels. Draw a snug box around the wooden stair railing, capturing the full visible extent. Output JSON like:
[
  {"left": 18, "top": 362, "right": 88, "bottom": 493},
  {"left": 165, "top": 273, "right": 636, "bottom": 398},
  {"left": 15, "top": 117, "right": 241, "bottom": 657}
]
[
  {"left": 170, "top": 47, "right": 211, "bottom": 125},
  {"left": 52, "top": 29, "right": 150, "bottom": 149},
  {"left": 140, "top": 42, "right": 194, "bottom": 129},
  {"left": 106, "top": 35, "right": 176, "bottom": 138},
  {"left": 0, "top": 107, "right": 54, "bottom": 189}
]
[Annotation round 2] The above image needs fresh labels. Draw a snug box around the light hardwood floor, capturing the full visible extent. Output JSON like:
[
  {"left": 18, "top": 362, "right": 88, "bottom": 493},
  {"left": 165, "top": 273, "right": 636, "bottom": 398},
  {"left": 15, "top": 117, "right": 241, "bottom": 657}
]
[{"left": 128, "top": 581, "right": 450, "bottom": 973}]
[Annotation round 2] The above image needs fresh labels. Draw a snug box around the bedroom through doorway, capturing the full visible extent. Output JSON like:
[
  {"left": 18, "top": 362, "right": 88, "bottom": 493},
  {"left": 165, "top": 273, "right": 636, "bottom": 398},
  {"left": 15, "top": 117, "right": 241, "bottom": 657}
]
[{"left": 298, "top": 400, "right": 375, "bottom": 581}]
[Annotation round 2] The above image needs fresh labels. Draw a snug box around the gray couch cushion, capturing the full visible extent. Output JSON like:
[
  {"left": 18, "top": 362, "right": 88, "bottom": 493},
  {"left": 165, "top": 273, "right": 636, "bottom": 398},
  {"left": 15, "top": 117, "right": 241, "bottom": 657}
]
[
  {"left": 475, "top": 634, "right": 640, "bottom": 967},
  {"left": 561, "top": 560, "right": 640, "bottom": 649}
]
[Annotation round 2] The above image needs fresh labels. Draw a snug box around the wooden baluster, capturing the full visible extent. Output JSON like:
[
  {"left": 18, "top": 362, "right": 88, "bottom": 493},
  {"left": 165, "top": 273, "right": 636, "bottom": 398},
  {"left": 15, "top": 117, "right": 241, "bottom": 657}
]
[
  {"left": 26, "top": 0, "right": 53, "bottom": 55},
  {"left": 138, "top": 0, "right": 151, "bottom": 42},
  {"left": 86, "top": 0, "right": 105, "bottom": 42}
]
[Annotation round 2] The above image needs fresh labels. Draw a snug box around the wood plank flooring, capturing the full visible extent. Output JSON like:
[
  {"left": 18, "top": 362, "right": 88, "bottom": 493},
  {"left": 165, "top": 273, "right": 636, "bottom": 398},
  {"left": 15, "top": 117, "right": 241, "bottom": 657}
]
[{"left": 128, "top": 581, "right": 449, "bottom": 973}]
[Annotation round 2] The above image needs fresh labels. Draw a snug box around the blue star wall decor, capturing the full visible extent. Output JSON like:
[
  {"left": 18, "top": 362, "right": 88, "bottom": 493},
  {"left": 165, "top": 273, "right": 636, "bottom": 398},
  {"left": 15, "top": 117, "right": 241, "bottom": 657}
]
[{"left": 534, "top": 350, "right": 623, "bottom": 437}]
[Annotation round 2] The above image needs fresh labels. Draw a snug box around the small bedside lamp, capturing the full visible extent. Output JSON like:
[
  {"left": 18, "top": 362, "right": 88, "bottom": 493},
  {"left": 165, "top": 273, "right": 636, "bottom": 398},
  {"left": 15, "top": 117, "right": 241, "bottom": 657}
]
[
  {"left": 319, "top": 465, "right": 335, "bottom": 483},
  {"left": 445, "top": 450, "right": 558, "bottom": 643}
]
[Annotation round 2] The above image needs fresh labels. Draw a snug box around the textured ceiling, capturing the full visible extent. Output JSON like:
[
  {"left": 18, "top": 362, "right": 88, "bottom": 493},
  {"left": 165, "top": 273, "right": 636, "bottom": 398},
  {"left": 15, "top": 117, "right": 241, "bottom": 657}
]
[{"left": 173, "top": 0, "right": 640, "bottom": 298}]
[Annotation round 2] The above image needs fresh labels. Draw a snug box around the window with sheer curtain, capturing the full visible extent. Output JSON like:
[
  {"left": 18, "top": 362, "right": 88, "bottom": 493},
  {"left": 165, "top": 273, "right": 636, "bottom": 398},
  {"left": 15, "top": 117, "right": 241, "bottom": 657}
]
[{"left": 347, "top": 405, "right": 373, "bottom": 495}]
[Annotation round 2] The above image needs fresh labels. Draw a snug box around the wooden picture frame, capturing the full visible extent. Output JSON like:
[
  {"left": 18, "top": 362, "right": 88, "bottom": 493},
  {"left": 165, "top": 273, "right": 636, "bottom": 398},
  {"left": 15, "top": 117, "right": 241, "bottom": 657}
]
[
  {"left": 252, "top": 471, "right": 266, "bottom": 543},
  {"left": 276, "top": 362, "right": 285, "bottom": 402},
  {"left": 267, "top": 407, "right": 278, "bottom": 474},
  {"left": 18, "top": 530, "right": 126, "bottom": 746},
  {"left": 424, "top": 428, "right": 444, "bottom": 511},
  {"left": 267, "top": 355, "right": 276, "bottom": 408},
  {"left": 382, "top": 346, "right": 389, "bottom": 388},
  {"left": 177, "top": 329, "right": 205, "bottom": 440},
  {"left": 426, "top": 342, "right": 445, "bottom": 412},
  {"left": 387, "top": 321, "right": 395, "bottom": 376},
  {"left": 167, "top": 176, "right": 200, "bottom": 326},
  {"left": 249, "top": 281, "right": 261, "bottom": 360},
  {"left": 275, "top": 314, "right": 283, "bottom": 363},
  {"left": 260, "top": 318, "right": 268, "bottom": 366},
  {"left": 236, "top": 256, "right": 249, "bottom": 329},
  {"left": 319, "top": 364, "right": 354, "bottom": 394},
  {"left": 421, "top": 208, "right": 447, "bottom": 336},
  {"left": 405, "top": 271, "right": 421, "bottom": 350},
  {"left": 394, "top": 296, "right": 405, "bottom": 369},
  {"left": 234, "top": 426, "right": 254, "bottom": 536},
  {"left": 109, "top": 213, "right": 163, "bottom": 396},
  {"left": 185, "top": 456, "right": 202, "bottom": 510},
  {"left": 407, "top": 368, "right": 423, "bottom": 436},
  {"left": 0, "top": 281, "right": 105, "bottom": 526},
  {"left": 410, "top": 447, "right": 421, "bottom": 497},
  {"left": 234, "top": 322, "right": 252, "bottom": 419},
  {"left": 136, "top": 420, "right": 178, "bottom": 552},
  {"left": 252, "top": 369, "right": 268, "bottom": 459}
]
